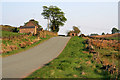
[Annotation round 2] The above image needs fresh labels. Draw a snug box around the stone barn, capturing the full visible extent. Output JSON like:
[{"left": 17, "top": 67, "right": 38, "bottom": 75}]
[
  {"left": 19, "top": 20, "right": 43, "bottom": 34},
  {"left": 19, "top": 26, "right": 38, "bottom": 34},
  {"left": 68, "top": 31, "right": 78, "bottom": 36}
]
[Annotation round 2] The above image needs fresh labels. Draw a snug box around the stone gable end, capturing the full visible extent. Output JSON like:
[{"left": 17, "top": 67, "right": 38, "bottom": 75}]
[{"left": 25, "top": 21, "right": 36, "bottom": 26}]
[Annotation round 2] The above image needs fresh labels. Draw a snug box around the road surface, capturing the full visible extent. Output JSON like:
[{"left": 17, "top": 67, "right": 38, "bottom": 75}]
[{"left": 2, "top": 36, "right": 70, "bottom": 78}]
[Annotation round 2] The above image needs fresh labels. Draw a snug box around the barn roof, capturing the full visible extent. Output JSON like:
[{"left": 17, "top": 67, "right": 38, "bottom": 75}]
[
  {"left": 69, "top": 31, "right": 75, "bottom": 33},
  {"left": 20, "top": 26, "right": 35, "bottom": 29}
]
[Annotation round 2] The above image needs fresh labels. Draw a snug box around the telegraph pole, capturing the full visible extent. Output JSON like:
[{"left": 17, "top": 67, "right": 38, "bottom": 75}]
[{"left": 48, "top": 18, "right": 49, "bottom": 31}]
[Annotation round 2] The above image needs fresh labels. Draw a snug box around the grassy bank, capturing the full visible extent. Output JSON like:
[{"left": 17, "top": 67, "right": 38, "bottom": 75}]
[
  {"left": 1, "top": 35, "right": 52, "bottom": 57},
  {"left": 1, "top": 30, "right": 25, "bottom": 37},
  {"left": 24, "top": 36, "right": 112, "bottom": 79}
]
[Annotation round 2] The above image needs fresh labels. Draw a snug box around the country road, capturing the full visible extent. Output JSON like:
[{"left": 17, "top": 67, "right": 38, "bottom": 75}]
[{"left": 2, "top": 36, "right": 71, "bottom": 78}]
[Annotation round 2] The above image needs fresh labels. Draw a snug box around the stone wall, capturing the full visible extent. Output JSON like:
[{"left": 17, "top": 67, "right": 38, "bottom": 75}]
[
  {"left": 38, "top": 30, "right": 58, "bottom": 38},
  {"left": 2, "top": 34, "right": 31, "bottom": 40},
  {"left": 44, "top": 30, "right": 58, "bottom": 36},
  {"left": 19, "top": 28, "right": 35, "bottom": 34}
]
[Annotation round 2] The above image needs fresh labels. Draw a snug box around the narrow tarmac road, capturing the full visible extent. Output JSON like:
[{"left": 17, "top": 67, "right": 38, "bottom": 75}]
[{"left": 2, "top": 36, "right": 70, "bottom": 78}]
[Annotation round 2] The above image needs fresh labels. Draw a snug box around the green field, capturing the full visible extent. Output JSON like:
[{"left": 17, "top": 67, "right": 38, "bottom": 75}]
[
  {"left": 1, "top": 30, "right": 25, "bottom": 37},
  {"left": 24, "top": 37, "right": 114, "bottom": 79}
]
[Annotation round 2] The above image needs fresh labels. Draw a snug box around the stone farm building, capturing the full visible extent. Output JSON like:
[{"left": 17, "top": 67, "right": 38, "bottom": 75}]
[
  {"left": 68, "top": 31, "right": 78, "bottom": 36},
  {"left": 19, "top": 20, "right": 43, "bottom": 34}
]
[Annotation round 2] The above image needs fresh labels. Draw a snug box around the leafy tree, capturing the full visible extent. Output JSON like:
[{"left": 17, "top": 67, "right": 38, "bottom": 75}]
[
  {"left": 102, "top": 32, "right": 105, "bottom": 35},
  {"left": 41, "top": 6, "right": 67, "bottom": 32},
  {"left": 73, "top": 26, "right": 81, "bottom": 34},
  {"left": 112, "top": 27, "right": 119, "bottom": 34}
]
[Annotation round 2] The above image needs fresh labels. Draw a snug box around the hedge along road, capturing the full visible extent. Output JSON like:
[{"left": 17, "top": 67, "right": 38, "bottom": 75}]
[{"left": 2, "top": 36, "right": 71, "bottom": 78}]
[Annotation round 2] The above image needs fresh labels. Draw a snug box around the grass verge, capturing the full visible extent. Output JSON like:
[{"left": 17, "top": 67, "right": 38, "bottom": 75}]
[
  {"left": 1, "top": 35, "right": 53, "bottom": 57},
  {"left": 24, "top": 36, "right": 112, "bottom": 79}
]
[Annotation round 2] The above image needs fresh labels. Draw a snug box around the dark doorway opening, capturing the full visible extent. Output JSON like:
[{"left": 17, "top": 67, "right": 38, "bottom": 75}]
[{"left": 72, "top": 34, "right": 74, "bottom": 36}]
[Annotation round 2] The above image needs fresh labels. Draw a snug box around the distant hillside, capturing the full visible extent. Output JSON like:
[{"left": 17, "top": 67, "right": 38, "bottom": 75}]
[
  {"left": 0, "top": 25, "right": 21, "bottom": 38},
  {"left": 0, "top": 25, "right": 19, "bottom": 32},
  {"left": 90, "top": 33, "right": 120, "bottom": 40}
]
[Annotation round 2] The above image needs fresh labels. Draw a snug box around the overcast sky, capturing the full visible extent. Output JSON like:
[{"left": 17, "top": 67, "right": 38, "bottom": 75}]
[{"left": 1, "top": 1, "right": 118, "bottom": 35}]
